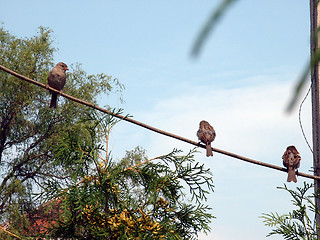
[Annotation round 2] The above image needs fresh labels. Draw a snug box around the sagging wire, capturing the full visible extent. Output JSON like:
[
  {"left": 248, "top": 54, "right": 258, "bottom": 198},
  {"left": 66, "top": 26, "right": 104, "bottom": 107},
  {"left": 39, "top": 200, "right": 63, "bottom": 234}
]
[{"left": 298, "top": 82, "right": 313, "bottom": 153}]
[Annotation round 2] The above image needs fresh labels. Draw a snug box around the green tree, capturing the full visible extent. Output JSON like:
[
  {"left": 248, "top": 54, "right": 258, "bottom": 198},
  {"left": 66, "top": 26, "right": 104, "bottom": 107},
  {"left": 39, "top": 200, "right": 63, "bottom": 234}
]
[
  {"left": 0, "top": 25, "right": 123, "bottom": 237},
  {"left": 44, "top": 112, "right": 215, "bottom": 240},
  {"left": 261, "top": 182, "right": 319, "bottom": 240},
  {"left": 0, "top": 26, "right": 214, "bottom": 239}
]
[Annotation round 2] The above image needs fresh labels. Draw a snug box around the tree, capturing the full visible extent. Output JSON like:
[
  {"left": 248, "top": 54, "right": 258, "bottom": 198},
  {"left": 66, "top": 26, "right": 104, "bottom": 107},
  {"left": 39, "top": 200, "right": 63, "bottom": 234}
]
[
  {"left": 42, "top": 111, "right": 215, "bottom": 239},
  {"left": 0, "top": 26, "right": 215, "bottom": 239},
  {"left": 0, "top": 25, "right": 123, "bottom": 237}
]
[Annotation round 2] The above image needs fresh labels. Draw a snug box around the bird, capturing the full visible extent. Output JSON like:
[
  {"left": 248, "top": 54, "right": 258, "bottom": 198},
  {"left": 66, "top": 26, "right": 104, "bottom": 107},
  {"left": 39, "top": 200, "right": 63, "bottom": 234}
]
[
  {"left": 197, "top": 120, "right": 216, "bottom": 157},
  {"left": 47, "top": 62, "right": 68, "bottom": 108},
  {"left": 282, "top": 145, "right": 301, "bottom": 183}
]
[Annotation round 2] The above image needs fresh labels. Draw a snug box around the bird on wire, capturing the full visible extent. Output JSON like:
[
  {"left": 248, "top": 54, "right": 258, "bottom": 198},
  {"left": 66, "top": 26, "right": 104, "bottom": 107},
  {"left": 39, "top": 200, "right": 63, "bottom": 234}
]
[
  {"left": 282, "top": 145, "right": 301, "bottom": 183},
  {"left": 47, "top": 62, "right": 68, "bottom": 108},
  {"left": 197, "top": 120, "right": 216, "bottom": 157}
]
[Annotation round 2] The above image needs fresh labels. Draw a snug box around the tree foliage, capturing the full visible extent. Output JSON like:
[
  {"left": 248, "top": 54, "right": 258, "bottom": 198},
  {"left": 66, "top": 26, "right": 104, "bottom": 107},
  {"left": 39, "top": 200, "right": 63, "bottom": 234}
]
[
  {"left": 40, "top": 111, "right": 215, "bottom": 239},
  {"left": 261, "top": 182, "right": 319, "bottom": 240}
]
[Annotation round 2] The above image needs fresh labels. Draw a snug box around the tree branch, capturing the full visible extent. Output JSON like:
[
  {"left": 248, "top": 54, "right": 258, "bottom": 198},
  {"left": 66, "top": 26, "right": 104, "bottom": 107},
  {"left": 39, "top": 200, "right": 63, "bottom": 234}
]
[{"left": 0, "top": 225, "right": 22, "bottom": 239}]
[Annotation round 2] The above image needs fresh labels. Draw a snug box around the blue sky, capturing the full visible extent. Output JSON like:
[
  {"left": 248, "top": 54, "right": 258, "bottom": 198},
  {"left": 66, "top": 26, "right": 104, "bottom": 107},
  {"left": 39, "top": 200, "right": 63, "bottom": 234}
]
[{"left": 1, "top": 1, "right": 312, "bottom": 239}]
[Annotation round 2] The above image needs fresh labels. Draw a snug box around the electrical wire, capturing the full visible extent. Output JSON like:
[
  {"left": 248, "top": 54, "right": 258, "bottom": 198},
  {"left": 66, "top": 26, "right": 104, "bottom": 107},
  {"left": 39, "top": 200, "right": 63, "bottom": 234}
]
[
  {"left": 298, "top": 82, "right": 313, "bottom": 153},
  {"left": 0, "top": 64, "right": 319, "bottom": 180}
]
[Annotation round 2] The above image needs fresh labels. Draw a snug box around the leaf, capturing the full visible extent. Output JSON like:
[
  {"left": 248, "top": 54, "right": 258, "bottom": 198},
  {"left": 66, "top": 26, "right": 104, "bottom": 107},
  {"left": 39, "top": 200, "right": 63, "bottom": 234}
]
[
  {"left": 286, "top": 39, "right": 320, "bottom": 112},
  {"left": 191, "top": 0, "right": 237, "bottom": 58}
]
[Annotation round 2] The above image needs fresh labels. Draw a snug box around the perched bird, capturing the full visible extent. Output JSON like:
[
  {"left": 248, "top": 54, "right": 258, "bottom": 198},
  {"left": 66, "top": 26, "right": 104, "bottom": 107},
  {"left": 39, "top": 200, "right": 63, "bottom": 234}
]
[
  {"left": 282, "top": 145, "right": 301, "bottom": 183},
  {"left": 197, "top": 120, "right": 216, "bottom": 157},
  {"left": 47, "top": 62, "right": 68, "bottom": 108}
]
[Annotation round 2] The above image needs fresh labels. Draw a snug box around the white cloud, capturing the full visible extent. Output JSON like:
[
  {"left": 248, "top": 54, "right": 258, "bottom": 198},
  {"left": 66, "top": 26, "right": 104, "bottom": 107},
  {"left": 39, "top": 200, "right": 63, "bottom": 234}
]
[{"left": 138, "top": 76, "right": 312, "bottom": 161}]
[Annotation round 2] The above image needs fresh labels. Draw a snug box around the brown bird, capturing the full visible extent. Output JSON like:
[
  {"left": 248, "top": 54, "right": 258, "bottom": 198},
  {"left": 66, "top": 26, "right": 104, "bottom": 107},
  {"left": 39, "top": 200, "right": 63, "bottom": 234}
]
[
  {"left": 197, "top": 120, "right": 216, "bottom": 157},
  {"left": 282, "top": 145, "right": 301, "bottom": 183},
  {"left": 47, "top": 62, "right": 68, "bottom": 108}
]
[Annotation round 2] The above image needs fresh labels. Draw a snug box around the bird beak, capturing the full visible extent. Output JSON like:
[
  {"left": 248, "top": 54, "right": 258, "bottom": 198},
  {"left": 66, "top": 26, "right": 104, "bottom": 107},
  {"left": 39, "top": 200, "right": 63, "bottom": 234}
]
[{"left": 64, "top": 67, "right": 69, "bottom": 71}]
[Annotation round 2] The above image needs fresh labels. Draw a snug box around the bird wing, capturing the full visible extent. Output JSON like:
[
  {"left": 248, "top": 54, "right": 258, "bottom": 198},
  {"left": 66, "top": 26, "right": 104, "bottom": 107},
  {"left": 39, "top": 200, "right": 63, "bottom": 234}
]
[
  {"left": 282, "top": 150, "right": 290, "bottom": 168},
  {"left": 292, "top": 154, "right": 301, "bottom": 168},
  {"left": 290, "top": 147, "right": 301, "bottom": 168},
  {"left": 197, "top": 129, "right": 204, "bottom": 140}
]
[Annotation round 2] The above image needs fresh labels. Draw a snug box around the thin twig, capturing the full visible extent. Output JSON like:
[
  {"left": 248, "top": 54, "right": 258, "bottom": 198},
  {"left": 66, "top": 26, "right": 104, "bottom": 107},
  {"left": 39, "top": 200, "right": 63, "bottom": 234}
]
[
  {"left": 123, "top": 156, "right": 160, "bottom": 172},
  {"left": 0, "top": 64, "right": 319, "bottom": 181},
  {"left": 0, "top": 225, "right": 22, "bottom": 239}
]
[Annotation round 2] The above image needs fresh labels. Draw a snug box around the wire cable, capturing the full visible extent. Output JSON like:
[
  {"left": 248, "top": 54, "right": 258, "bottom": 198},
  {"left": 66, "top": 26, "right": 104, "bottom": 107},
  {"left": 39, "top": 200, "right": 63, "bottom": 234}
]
[
  {"left": 298, "top": 82, "right": 313, "bottom": 153},
  {"left": 0, "top": 64, "right": 319, "bottom": 180}
]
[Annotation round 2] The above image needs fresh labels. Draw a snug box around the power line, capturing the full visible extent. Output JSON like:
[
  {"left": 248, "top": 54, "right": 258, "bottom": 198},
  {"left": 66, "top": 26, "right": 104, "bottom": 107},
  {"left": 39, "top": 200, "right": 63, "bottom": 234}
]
[
  {"left": 0, "top": 63, "right": 319, "bottom": 181},
  {"left": 299, "top": 82, "right": 313, "bottom": 153}
]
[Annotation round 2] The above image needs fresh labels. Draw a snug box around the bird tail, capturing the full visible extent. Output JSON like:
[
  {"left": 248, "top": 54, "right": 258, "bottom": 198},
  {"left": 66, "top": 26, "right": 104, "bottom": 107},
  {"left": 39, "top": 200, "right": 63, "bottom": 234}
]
[
  {"left": 50, "top": 92, "right": 58, "bottom": 108},
  {"left": 287, "top": 168, "right": 297, "bottom": 183},
  {"left": 206, "top": 144, "right": 213, "bottom": 157}
]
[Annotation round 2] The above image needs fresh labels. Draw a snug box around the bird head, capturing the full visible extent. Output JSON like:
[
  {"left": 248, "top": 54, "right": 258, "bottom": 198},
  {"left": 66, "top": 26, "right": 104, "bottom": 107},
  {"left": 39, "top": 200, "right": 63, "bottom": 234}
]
[
  {"left": 199, "top": 120, "right": 208, "bottom": 128},
  {"left": 286, "top": 145, "right": 299, "bottom": 155},
  {"left": 56, "top": 62, "right": 69, "bottom": 71}
]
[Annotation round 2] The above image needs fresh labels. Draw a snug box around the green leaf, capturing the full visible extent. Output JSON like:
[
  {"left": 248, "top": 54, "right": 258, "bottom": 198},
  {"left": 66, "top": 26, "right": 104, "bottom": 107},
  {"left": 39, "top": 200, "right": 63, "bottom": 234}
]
[{"left": 191, "top": 0, "right": 237, "bottom": 58}]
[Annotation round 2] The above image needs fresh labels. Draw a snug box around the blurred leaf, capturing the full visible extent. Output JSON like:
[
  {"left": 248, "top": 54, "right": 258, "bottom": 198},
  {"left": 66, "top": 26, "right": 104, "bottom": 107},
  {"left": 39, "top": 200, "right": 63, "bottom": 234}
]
[
  {"left": 286, "top": 48, "right": 320, "bottom": 112},
  {"left": 286, "top": 63, "right": 310, "bottom": 112},
  {"left": 191, "top": 0, "right": 237, "bottom": 58}
]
